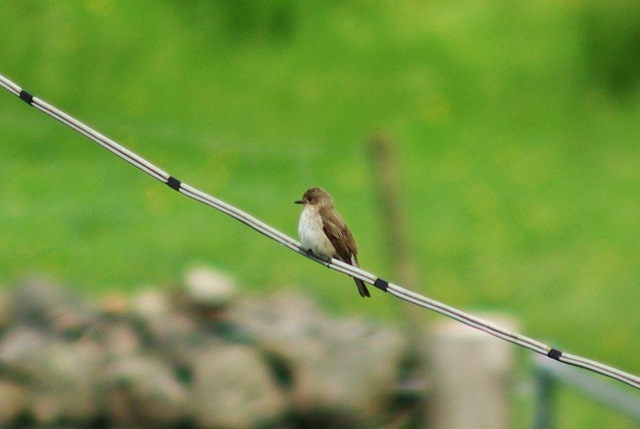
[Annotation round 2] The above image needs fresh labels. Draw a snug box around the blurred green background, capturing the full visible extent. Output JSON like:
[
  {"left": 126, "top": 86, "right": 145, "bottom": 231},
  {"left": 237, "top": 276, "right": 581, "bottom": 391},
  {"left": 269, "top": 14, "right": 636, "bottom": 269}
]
[{"left": 1, "top": 1, "right": 639, "bottom": 426}]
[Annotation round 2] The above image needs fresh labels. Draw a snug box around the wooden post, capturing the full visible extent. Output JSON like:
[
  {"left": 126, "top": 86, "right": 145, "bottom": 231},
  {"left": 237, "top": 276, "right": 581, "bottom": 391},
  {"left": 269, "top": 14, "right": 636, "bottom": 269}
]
[
  {"left": 367, "top": 133, "right": 430, "bottom": 425},
  {"left": 428, "top": 314, "right": 519, "bottom": 429},
  {"left": 367, "top": 133, "right": 419, "bottom": 292}
]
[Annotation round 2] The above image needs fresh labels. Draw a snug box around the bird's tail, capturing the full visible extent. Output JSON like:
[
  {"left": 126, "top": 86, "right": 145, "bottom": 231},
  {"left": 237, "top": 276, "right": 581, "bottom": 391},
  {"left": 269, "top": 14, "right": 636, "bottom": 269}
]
[
  {"left": 354, "top": 277, "right": 371, "bottom": 298},
  {"left": 350, "top": 255, "right": 370, "bottom": 298}
]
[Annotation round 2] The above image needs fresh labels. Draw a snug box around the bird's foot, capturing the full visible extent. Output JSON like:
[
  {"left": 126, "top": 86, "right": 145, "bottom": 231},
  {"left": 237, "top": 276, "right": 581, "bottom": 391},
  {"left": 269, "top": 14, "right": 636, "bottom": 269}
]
[{"left": 304, "top": 248, "right": 332, "bottom": 263}]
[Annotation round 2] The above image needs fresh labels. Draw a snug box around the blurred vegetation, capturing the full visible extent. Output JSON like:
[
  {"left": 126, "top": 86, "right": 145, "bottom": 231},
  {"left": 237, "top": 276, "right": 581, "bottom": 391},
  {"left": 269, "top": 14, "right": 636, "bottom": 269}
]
[{"left": 1, "top": 1, "right": 640, "bottom": 426}]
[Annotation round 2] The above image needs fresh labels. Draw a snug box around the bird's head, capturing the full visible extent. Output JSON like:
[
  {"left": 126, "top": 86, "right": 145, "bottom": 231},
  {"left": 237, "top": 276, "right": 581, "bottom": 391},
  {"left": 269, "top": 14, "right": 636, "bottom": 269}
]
[{"left": 295, "top": 187, "right": 334, "bottom": 207}]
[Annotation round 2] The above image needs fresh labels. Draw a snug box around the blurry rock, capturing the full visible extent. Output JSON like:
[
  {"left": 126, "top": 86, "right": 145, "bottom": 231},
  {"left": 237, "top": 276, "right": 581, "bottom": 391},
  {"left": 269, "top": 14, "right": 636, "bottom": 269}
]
[
  {"left": 0, "top": 381, "right": 28, "bottom": 426},
  {"left": 132, "top": 288, "right": 172, "bottom": 319},
  {"left": 293, "top": 317, "right": 406, "bottom": 424},
  {"left": 229, "top": 292, "right": 327, "bottom": 357},
  {"left": 98, "top": 319, "right": 142, "bottom": 359},
  {"left": 183, "top": 266, "right": 237, "bottom": 311},
  {"left": 99, "top": 291, "right": 130, "bottom": 316},
  {"left": 132, "top": 289, "right": 201, "bottom": 369},
  {"left": 11, "top": 275, "right": 96, "bottom": 337},
  {"left": 146, "top": 313, "right": 200, "bottom": 370},
  {"left": 0, "top": 272, "right": 411, "bottom": 426},
  {"left": 0, "top": 326, "right": 51, "bottom": 379},
  {"left": 105, "top": 355, "right": 188, "bottom": 426},
  {"left": 11, "top": 276, "right": 66, "bottom": 327},
  {"left": 191, "top": 342, "right": 288, "bottom": 428},
  {"left": 230, "top": 292, "right": 406, "bottom": 424},
  {"left": 0, "top": 327, "right": 101, "bottom": 424},
  {"left": 31, "top": 341, "right": 100, "bottom": 424}
]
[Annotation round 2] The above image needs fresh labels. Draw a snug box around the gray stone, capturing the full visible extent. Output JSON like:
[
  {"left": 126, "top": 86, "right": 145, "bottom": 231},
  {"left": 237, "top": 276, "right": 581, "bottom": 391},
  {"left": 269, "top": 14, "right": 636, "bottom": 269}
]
[
  {"left": 0, "top": 326, "right": 101, "bottom": 424},
  {"left": 183, "top": 266, "right": 237, "bottom": 310},
  {"left": 11, "top": 275, "right": 96, "bottom": 336},
  {"left": 230, "top": 292, "right": 407, "bottom": 424},
  {"left": 97, "top": 319, "right": 143, "bottom": 360},
  {"left": 11, "top": 276, "right": 65, "bottom": 326},
  {"left": 0, "top": 326, "right": 50, "bottom": 379},
  {"left": 144, "top": 312, "right": 200, "bottom": 369},
  {"left": 293, "top": 317, "right": 406, "bottom": 423},
  {"left": 229, "top": 292, "right": 328, "bottom": 358},
  {"left": 0, "top": 381, "right": 28, "bottom": 426},
  {"left": 105, "top": 355, "right": 189, "bottom": 426},
  {"left": 31, "top": 340, "right": 101, "bottom": 424},
  {"left": 98, "top": 292, "right": 130, "bottom": 316},
  {"left": 0, "top": 273, "right": 411, "bottom": 426},
  {"left": 191, "top": 342, "right": 288, "bottom": 428},
  {"left": 132, "top": 288, "right": 173, "bottom": 319},
  {"left": 132, "top": 289, "right": 201, "bottom": 368}
]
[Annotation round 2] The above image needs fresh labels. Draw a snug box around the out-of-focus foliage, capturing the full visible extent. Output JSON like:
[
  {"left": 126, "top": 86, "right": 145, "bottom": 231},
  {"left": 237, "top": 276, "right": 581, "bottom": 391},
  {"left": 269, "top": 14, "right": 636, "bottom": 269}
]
[{"left": 581, "top": 0, "right": 640, "bottom": 97}]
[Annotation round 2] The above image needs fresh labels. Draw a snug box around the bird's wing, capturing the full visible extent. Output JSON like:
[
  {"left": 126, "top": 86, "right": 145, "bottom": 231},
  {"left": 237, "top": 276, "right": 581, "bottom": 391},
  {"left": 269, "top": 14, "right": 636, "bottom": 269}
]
[{"left": 320, "top": 208, "right": 358, "bottom": 264}]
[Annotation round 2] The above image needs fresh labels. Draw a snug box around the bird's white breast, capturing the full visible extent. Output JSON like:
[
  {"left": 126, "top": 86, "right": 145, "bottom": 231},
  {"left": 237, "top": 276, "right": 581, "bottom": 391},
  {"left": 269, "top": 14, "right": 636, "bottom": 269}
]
[{"left": 298, "top": 206, "right": 336, "bottom": 259}]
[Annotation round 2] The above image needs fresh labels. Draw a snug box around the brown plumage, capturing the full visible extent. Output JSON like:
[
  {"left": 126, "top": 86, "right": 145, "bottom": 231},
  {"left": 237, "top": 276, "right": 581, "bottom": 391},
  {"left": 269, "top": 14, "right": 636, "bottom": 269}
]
[{"left": 295, "top": 188, "right": 370, "bottom": 298}]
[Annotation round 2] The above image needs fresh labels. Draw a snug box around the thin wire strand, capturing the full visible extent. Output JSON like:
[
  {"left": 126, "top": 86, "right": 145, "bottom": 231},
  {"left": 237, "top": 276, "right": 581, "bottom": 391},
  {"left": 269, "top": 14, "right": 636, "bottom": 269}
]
[{"left": 1, "top": 73, "right": 639, "bottom": 391}]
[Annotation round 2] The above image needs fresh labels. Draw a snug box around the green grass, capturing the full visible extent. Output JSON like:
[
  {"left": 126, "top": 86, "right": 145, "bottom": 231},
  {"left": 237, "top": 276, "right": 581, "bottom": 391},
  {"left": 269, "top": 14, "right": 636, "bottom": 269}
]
[{"left": 1, "top": 1, "right": 640, "bottom": 426}]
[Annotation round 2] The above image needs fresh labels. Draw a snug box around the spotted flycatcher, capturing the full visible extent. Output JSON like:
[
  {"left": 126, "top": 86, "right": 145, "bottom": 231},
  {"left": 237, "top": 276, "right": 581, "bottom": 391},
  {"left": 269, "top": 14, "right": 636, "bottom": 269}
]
[{"left": 295, "top": 187, "right": 370, "bottom": 298}]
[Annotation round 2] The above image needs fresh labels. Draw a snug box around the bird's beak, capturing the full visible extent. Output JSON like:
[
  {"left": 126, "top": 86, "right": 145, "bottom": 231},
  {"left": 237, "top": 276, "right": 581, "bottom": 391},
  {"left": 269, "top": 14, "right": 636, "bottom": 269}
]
[{"left": 294, "top": 200, "right": 304, "bottom": 204}]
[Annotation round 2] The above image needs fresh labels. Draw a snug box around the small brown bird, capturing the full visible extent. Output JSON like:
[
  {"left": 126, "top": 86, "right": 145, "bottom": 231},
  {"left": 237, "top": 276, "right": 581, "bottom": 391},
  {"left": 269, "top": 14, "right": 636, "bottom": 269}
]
[{"left": 295, "top": 188, "right": 370, "bottom": 298}]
